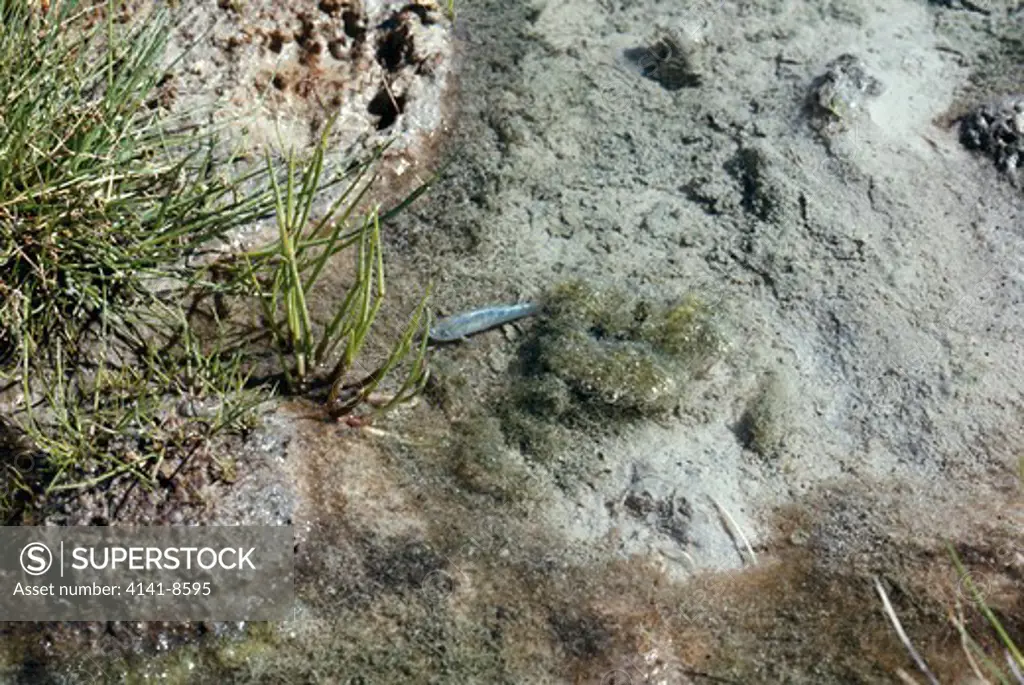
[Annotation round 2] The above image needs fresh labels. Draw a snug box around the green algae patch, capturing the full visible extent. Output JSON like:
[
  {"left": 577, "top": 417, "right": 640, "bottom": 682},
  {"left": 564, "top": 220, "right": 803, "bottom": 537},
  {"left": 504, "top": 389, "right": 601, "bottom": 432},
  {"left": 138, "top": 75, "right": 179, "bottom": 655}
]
[
  {"left": 639, "top": 295, "right": 726, "bottom": 374},
  {"left": 738, "top": 369, "right": 798, "bottom": 460},
  {"left": 449, "top": 415, "right": 543, "bottom": 502},
  {"left": 529, "top": 280, "right": 726, "bottom": 419},
  {"left": 461, "top": 279, "right": 731, "bottom": 491},
  {"left": 540, "top": 330, "right": 681, "bottom": 414},
  {"left": 414, "top": 280, "right": 728, "bottom": 502}
]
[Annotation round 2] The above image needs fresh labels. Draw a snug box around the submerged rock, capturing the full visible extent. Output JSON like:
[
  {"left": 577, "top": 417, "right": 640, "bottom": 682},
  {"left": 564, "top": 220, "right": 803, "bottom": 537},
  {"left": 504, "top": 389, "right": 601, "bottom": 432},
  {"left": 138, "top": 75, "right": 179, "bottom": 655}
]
[
  {"left": 806, "top": 53, "right": 884, "bottom": 131},
  {"left": 959, "top": 95, "right": 1024, "bottom": 187},
  {"left": 531, "top": 281, "right": 726, "bottom": 419}
]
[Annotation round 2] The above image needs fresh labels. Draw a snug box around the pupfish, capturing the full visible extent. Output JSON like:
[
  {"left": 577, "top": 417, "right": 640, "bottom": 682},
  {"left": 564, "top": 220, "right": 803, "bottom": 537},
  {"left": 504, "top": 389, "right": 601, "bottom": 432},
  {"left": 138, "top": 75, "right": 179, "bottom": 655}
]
[{"left": 429, "top": 302, "right": 541, "bottom": 342}]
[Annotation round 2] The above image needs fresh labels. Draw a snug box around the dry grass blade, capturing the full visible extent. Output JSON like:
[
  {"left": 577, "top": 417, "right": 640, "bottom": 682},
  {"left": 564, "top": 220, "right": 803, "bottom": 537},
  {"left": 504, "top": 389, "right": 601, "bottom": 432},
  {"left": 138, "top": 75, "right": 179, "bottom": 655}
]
[
  {"left": 895, "top": 668, "right": 922, "bottom": 685},
  {"left": 709, "top": 495, "right": 757, "bottom": 566},
  {"left": 1007, "top": 650, "right": 1024, "bottom": 684},
  {"left": 874, "top": 577, "right": 940, "bottom": 685},
  {"left": 952, "top": 602, "right": 1006, "bottom": 684}
]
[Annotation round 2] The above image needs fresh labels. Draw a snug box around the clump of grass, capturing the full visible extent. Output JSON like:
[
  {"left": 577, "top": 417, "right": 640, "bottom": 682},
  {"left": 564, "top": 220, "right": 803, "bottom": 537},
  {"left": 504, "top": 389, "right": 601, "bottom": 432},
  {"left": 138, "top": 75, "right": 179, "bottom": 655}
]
[
  {"left": 240, "top": 132, "right": 379, "bottom": 394},
  {"left": 0, "top": 0, "right": 280, "bottom": 516},
  {"left": 0, "top": 0, "right": 435, "bottom": 517},
  {"left": 11, "top": 301, "right": 261, "bottom": 500},
  {"left": 238, "top": 123, "right": 432, "bottom": 419},
  {"left": 0, "top": 0, "right": 275, "bottom": 363}
]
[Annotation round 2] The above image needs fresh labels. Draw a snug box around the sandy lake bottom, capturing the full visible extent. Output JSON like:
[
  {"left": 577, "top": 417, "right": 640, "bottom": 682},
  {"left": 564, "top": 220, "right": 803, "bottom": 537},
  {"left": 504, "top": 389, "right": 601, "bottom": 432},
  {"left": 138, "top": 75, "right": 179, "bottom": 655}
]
[{"left": 2, "top": 0, "right": 1022, "bottom": 682}]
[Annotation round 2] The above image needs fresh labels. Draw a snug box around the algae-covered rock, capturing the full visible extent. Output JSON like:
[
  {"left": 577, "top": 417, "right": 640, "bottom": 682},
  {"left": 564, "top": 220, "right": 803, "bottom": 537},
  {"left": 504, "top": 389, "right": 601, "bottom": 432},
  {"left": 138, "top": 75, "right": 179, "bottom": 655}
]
[
  {"left": 527, "top": 280, "right": 726, "bottom": 419},
  {"left": 540, "top": 329, "right": 681, "bottom": 415},
  {"left": 638, "top": 293, "right": 726, "bottom": 376},
  {"left": 445, "top": 280, "right": 728, "bottom": 498},
  {"left": 541, "top": 280, "right": 636, "bottom": 334},
  {"left": 513, "top": 373, "right": 573, "bottom": 419}
]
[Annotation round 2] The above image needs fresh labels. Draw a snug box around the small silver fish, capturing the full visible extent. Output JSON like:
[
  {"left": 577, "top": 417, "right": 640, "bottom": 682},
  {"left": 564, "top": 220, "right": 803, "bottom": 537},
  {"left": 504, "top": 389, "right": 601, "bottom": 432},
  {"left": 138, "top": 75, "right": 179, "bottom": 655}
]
[{"left": 429, "top": 302, "right": 540, "bottom": 342}]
